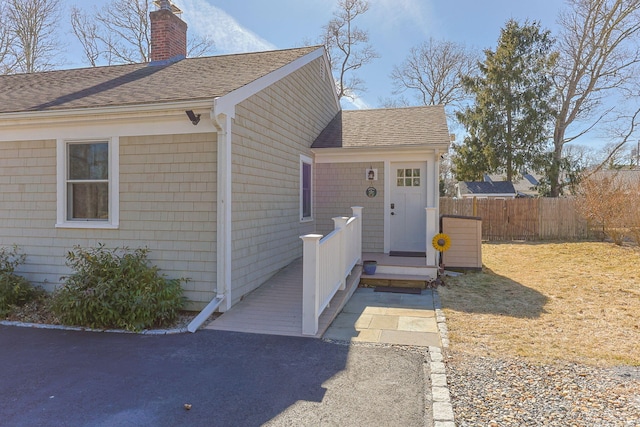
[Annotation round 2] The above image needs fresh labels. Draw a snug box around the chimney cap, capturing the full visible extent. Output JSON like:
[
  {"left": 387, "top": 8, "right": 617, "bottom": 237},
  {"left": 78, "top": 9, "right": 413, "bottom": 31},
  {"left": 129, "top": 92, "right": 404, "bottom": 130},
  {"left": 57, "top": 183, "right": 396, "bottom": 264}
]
[{"left": 153, "top": 0, "right": 182, "bottom": 15}]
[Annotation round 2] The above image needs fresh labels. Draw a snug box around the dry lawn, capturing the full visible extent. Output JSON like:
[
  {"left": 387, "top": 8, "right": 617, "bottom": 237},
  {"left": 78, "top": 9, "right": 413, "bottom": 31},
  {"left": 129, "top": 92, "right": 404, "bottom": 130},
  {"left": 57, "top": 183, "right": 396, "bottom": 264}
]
[{"left": 438, "top": 241, "right": 640, "bottom": 366}]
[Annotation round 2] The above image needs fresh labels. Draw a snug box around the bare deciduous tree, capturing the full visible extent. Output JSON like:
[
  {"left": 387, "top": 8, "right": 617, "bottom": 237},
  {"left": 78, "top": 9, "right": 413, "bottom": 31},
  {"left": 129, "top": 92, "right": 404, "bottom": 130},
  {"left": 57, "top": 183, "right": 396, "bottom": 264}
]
[
  {"left": 549, "top": 0, "right": 640, "bottom": 196},
  {"left": 71, "top": 0, "right": 214, "bottom": 66},
  {"left": 562, "top": 144, "right": 596, "bottom": 169},
  {"left": 321, "top": 0, "right": 378, "bottom": 100},
  {"left": 390, "top": 38, "right": 478, "bottom": 108},
  {"left": 0, "top": 2, "right": 17, "bottom": 74},
  {"left": 70, "top": 6, "right": 101, "bottom": 67},
  {"left": 7, "top": 0, "right": 62, "bottom": 73},
  {"left": 377, "top": 96, "right": 410, "bottom": 108}
]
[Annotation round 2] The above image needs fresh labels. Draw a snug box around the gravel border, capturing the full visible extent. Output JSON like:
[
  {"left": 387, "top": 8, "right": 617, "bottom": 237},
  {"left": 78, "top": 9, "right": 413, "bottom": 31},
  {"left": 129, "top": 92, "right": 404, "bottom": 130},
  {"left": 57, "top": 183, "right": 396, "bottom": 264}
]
[
  {"left": 431, "top": 289, "right": 455, "bottom": 427},
  {"left": 445, "top": 352, "right": 640, "bottom": 426}
]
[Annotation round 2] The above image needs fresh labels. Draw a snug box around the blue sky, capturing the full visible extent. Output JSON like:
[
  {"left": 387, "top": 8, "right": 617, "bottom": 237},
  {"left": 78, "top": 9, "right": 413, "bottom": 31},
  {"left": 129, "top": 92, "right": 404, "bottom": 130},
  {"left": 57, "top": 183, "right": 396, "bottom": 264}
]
[{"left": 67, "top": 0, "right": 565, "bottom": 110}]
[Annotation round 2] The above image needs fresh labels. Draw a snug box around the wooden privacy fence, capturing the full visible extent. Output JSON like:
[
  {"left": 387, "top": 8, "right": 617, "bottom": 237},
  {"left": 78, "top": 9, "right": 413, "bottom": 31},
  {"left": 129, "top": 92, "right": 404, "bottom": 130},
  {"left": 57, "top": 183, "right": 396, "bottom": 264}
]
[{"left": 439, "top": 197, "right": 590, "bottom": 241}]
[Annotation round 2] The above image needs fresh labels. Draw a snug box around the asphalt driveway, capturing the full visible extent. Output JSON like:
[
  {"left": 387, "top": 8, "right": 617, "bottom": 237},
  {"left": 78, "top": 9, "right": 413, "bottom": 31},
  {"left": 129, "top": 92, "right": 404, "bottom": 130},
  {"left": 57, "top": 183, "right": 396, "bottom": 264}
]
[{"left": 0, "top": 326, "right": 430, "bottom": 427}]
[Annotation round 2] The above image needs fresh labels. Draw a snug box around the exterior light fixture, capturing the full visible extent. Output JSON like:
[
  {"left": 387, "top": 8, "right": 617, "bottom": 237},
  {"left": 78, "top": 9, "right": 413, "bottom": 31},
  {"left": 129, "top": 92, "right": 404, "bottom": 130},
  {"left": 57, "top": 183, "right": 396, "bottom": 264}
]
[{"left": 185, "top": 110, "right": 201, "bottom": 125}]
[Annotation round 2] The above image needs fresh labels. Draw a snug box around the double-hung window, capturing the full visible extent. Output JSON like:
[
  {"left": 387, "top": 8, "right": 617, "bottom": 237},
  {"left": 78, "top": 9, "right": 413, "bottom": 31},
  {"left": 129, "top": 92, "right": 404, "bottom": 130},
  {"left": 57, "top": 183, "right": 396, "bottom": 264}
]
[
  {"left": 57, "top": 138, "right": 119, "bottom": 228},
  {"left": 300, "top": 155, "right": 313, "bottom": 222}
]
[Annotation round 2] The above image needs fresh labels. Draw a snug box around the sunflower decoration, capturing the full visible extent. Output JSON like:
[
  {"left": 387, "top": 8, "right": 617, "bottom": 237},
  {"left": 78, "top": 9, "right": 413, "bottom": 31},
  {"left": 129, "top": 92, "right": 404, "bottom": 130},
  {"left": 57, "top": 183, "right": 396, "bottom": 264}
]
[{"left": 432, "top": 233, "right": 451, "bottom": 252}]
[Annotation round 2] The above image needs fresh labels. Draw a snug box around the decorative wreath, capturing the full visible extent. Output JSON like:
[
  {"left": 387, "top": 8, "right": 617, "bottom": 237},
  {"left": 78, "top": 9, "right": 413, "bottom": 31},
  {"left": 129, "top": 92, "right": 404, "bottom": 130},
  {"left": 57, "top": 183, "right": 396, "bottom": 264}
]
[{"left": 432, "top": 233, "right": 452, "bottom": 252}]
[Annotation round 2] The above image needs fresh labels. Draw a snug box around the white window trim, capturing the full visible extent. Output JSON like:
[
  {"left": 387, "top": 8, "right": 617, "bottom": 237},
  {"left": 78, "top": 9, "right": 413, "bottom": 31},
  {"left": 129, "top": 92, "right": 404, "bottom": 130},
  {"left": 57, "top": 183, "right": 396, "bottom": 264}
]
[
  {"left": 56, "top": 137, "right": 119, "bottom": 229},
  {"left": 300, "top": 154, "right": 313, "bottom": 222}
]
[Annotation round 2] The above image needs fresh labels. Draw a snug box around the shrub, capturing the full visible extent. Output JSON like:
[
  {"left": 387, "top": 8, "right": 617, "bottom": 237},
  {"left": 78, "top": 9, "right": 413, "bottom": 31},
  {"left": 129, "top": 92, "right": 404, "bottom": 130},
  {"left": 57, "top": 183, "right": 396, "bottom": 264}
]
[
  {"left": 0, "top": 245, "right": 37, "bottom": 317},
  {"left": 52, "top": 244, "right": 186, "bottom": 331},
  {"left": 575, "top": 172, "right": 630, "bottom": 245}
]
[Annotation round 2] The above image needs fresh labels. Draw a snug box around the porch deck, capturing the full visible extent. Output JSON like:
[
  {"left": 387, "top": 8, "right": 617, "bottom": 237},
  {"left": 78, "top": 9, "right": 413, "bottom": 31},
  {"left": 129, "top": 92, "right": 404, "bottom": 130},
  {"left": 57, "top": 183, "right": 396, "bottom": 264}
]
[
  {"left": 204, "top": 258, "right": 362, "bottom": 338},
  {"left": 203, "top": 253, "right": 435, "bottom": 338}
]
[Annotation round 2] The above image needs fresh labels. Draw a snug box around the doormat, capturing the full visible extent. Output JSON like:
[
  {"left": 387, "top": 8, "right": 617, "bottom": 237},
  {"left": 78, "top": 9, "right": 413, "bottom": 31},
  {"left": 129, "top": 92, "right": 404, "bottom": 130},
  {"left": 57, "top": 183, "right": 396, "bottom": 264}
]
[
  {"left": 374, "top": 286, "right": 422, "bottom": 295},
  {"left": 389, "top": 251, "right": 426, "bottom": 257}
]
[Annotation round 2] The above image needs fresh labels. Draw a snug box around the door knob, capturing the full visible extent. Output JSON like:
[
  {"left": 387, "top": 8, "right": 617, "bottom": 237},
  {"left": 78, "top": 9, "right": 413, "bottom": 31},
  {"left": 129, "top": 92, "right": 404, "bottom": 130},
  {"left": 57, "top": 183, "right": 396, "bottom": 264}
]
[{"left": 391, "top": 212, "right": 395, "bottom": 215}]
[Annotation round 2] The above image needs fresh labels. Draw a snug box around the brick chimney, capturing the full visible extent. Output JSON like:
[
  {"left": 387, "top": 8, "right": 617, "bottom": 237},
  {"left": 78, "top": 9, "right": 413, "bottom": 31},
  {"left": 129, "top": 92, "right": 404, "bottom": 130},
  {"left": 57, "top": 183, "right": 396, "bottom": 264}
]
[{"left": 150, "top": 0, "right": 187, "bottom": 63}]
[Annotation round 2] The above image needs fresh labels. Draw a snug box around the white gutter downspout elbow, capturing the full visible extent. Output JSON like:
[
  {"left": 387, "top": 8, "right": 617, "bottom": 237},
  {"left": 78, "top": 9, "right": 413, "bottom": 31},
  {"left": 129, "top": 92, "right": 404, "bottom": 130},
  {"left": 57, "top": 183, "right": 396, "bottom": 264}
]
[{"left": 187, "top": 97, "right": 234, "bottom": 332}]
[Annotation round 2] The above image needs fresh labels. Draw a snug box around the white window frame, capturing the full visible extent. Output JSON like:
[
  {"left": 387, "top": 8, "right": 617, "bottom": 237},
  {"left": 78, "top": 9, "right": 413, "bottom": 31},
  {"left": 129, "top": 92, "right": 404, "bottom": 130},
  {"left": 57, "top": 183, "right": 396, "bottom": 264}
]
[
  {"left": 56, "top": 137, "right": 119, "bottom": 229},
  {"left": 300, "top": 154, "right": 313, "bottom": 222}
]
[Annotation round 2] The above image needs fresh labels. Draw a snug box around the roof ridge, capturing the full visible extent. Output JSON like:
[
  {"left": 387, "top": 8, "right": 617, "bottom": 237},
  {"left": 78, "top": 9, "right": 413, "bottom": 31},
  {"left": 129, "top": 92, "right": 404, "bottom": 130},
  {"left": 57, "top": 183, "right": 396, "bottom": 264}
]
[
  {"left": 342, "top": 105, "right": 445, "bottom": 113},
  {"left": 0, "top": 45, "right": 323, "bottom": 79}
]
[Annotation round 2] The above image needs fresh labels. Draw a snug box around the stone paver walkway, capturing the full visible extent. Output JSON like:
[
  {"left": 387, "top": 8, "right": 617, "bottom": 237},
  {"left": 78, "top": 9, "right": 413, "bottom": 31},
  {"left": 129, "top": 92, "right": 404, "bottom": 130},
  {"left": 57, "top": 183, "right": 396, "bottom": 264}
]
[{"left": 323, "top": 288, "right": 441, "bottom": 347}]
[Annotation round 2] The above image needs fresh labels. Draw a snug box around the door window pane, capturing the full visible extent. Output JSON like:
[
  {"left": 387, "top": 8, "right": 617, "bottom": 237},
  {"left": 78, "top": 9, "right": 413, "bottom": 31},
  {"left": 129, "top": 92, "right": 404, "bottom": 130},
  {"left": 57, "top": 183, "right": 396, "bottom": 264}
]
[{"left": 396, "top": 167, "right": 422, "bottom": 187}]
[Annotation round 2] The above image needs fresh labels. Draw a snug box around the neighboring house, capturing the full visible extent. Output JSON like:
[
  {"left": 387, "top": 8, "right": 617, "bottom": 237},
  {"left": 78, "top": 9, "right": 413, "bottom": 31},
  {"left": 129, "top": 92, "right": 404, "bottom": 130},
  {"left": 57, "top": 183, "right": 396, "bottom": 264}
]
[
  {"left": 486, "top": 173, "right": 541, "bottom": 197},
  {"left": 0, "top": 3, "right": 449, "bottom": 312},
  {"left": 456, "top": 181, "right": 517, "bottom": 199}
]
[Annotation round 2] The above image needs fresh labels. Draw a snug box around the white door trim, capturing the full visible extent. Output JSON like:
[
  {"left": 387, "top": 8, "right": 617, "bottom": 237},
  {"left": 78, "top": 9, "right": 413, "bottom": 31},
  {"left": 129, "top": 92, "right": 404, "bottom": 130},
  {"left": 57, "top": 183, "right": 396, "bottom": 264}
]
[{"left": 383, "top": 154, "right": 440, "bottom": 254}]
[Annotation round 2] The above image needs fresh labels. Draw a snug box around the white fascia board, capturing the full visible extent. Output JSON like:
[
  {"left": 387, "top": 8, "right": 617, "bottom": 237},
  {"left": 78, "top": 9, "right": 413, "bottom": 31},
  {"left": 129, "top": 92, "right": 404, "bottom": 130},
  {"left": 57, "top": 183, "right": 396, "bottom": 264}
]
[
  {"left": 0, "top": 99, "right": 213, "bottom": 121},
  {"left": 213, "top": 47, "right": 328, "bottom": 118},
  {"left": 313, "top": 144, "right": 450, "bottom": 163},
  {"left": 0, "top": 100, "right": 216, "bottom": 142}
]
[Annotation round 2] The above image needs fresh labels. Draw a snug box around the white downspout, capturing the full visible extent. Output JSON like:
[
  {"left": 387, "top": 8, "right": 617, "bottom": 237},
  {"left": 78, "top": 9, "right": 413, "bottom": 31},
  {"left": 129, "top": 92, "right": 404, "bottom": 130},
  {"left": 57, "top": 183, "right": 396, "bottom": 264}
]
[{"left": 187, "top": 100, "right": 233, "bottom": 332}]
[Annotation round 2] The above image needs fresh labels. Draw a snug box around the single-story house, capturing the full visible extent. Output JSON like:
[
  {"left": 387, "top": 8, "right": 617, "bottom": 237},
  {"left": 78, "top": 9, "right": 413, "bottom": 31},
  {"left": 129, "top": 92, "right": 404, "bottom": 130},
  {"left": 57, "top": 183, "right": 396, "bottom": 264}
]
[
  {"left": 0, "top": 2, "right": 449, "bottom": 313},
  {"left": 485, "top": 173, "right": 541, "bottom": 197}
]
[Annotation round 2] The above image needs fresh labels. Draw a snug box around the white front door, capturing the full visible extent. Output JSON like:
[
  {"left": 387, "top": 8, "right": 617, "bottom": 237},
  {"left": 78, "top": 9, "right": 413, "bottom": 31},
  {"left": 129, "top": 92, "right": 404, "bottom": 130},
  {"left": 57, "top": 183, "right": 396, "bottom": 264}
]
[{"left": 390, "top": 162, "right": 427, "bottom": 253}]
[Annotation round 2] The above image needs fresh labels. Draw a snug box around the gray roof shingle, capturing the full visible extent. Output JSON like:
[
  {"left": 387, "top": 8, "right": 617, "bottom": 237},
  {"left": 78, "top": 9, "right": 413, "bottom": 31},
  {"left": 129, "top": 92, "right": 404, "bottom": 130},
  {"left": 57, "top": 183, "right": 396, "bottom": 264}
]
[
  {"left": 312, "top": 105, "right": 449, "bottom": 149},
  {"left": 0, "top": 46, "right": 319, "bottom": 114}
]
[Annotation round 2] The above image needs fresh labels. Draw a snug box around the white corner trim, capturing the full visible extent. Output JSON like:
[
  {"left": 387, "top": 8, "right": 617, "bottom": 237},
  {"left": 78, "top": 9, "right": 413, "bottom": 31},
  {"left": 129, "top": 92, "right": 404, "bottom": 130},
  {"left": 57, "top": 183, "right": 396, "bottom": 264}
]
[
  {"left": 213, "top": 113, "right": 233, "bottom": 311},
  {"left": 383, "top": 160, "right": 391, "bottom": 253}
]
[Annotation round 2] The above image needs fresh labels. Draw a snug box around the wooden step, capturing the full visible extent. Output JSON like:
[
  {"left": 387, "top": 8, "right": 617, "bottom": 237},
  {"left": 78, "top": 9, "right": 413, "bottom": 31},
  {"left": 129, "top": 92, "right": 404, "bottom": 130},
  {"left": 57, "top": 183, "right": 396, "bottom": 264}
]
[{"left": 360, "top": 272, "right": 432, "bottom": 289}]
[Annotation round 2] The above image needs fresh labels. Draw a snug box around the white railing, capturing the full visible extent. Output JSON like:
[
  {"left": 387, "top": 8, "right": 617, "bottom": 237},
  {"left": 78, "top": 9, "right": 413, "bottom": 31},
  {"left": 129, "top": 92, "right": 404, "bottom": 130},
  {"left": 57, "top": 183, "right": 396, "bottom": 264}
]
[{"left": 300, "top": 206, "right": 363, "bottom": 335}]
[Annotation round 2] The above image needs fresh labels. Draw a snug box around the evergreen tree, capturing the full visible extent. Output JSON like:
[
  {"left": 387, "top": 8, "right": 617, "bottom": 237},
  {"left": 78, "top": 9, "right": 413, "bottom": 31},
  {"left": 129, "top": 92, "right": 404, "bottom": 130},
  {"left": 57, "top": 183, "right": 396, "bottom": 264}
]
[{"left": 453, "top": 20, "right": 557, "bottom": 182}]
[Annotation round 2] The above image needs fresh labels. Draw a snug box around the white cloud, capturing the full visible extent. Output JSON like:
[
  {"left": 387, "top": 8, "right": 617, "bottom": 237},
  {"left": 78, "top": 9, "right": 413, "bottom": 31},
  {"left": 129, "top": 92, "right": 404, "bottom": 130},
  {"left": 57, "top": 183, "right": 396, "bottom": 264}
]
[
  {"left": 175, "top": 0, "right": 276, "bottom": 53},
  {"left": 339, "top": 85, "right": 371, "bottom": 110}
]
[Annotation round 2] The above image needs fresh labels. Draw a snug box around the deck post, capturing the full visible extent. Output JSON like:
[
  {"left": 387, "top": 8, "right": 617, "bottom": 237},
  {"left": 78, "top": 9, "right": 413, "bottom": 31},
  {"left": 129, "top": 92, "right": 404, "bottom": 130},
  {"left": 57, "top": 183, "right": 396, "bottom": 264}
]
[
  {"left": 332, "top": 217, "right": 349, "bottom": 290},
  {"left": 300, "top": 234, "right": 323, "bottom": 335}
]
